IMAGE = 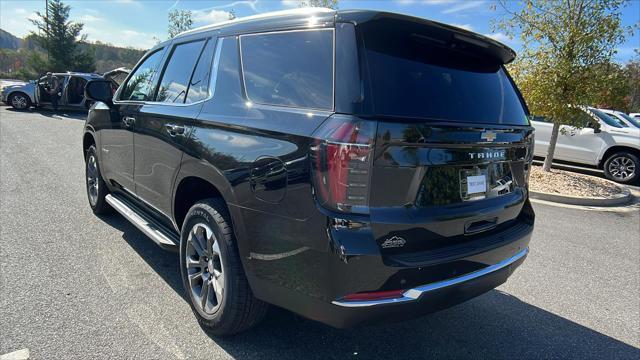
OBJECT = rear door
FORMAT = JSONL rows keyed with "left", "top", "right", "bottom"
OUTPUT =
{"left": 101, "top": 48, "right": 166, "bottom": 193}
{"left": 133, "top": 36, "right": 216, "bottom": 217}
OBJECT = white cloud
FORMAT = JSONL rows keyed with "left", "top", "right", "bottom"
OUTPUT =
{"left": 281, "top": 0, "right": 299, "bottom": 7}
{"left": 15, "top": 8, "right": 27, "bottom": 15}
{"left": 112, "top": 0, "right": 143, "bottom": 7}
{"left": 450, "top": 23, "right": 474, "bottom": 31}
{"left": 442, "top": 1, "right": 485, "bottom": 14}
{"left": 82, "top": 26, "right": 160, "bottom": 50}
{"left": 78, "top": 14, "right": 103, "bottom": 23}
{"left": 482, "top": 32, "right": 518, "bottom": 46}
{"left": 193, "top": 9, "right": 233, "bottom": 24}
{"left": 200, "top": 0, "right": 258, "bottom": 12}
{"left": 27, "top": 12, "right": 39, "bottom": 21}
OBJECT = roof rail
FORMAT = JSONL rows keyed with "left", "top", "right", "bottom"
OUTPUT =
{"left": 178, "top": 7, "right": 335, "bottom": 37}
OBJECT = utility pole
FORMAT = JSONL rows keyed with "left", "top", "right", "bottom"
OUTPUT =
{"left": 45, "top": 0, "right": 49, "bottom": 60}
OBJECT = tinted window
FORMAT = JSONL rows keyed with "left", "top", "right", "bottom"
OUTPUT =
{"left": 360, "top": 21, "right": 528, "bottom": 125}
{"left": 156, "top": 40, "right": 206, "bottom": 103}
{"left": 185, "top": 38, "right": 217, "bottom": 104}
{"left": 616, "top": 112, "right": 640, "bottom": 128}
{"left": 120, "top": 49, "right": 164, "bottom": 101}
{"left": 590, "top": 108, "right": 624, "bottom": 128}
{"left": 240, "top": 29, "right": 333, "bottom": 109}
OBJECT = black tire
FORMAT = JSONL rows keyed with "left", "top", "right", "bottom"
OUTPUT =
{"left": 9, "top": 92, "right": 31, "bottom": 110}
{"left": 603, "top": 151, "right": 639, "bottom": 184}
{"left": 180, "top": 198, "right": 268, "bottom": 336}
{"left": 85, "top": 145, "right": 112, "bottom": 214}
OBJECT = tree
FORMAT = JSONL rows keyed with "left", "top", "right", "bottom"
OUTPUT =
{"left": 494, "top": 0, "right": 632, "bottom": 171}
{"left": 298, "top": 0, "right": 338, "bottom": 9}
{"left": 28, "top": 0, "right": 95, "bottom": 72}
{"left": 168, "top": 9, "right": 194, "bottom": 38}
{"left": 624, "top": 60, "right": 640, "bottom": 112}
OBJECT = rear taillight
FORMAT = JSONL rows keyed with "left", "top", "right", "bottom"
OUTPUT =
{"left": 310, "top": 115, "right": 377, "bottom": 214}
{"left": 524, "top": 132, "right": 535, "bottom": 186}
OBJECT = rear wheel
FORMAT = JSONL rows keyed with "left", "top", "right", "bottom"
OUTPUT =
{"left": 9, "top": 92, "right": 30, "bottom": 110}
{"left": 180, "top": 198, "right": 268, "bottom": 336}
{"left": 604, "top": 151, "right": 639, "bottom": 184}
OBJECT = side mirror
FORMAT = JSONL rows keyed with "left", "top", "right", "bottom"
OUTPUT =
{"left": 580, "top": 127, "right": 595, "bottom": 135}
{"left": 85, "top": 80, "right": 113, "bottom": 106}
{"left": 586, "top": 121, "right": 602, "bottom": 133}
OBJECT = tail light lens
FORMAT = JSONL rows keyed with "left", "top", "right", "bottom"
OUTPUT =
{"left": 524, "top": 131, "right": 535, "bottom": 186}
{"left": 310, "top": 115, "right": 377, "bottom": 214}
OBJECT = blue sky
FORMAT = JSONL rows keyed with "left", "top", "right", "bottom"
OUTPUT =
{"left": 1, "top": 0, "right": 638, "bottom": 62}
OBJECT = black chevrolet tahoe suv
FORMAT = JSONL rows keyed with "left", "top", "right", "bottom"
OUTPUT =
{"left": 83, "top": 8, "right": 535, "bottom": 335}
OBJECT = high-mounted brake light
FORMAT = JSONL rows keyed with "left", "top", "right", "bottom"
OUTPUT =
{"left": 310, "top": 115, "right": 377, "bottom": 214}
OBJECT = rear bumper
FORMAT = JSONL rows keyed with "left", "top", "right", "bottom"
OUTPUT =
{"left": 332, "top": 247, "right": 528, "bottom": 308}
{"left": 247, "top": 209, "right": 532, "bottom": 328}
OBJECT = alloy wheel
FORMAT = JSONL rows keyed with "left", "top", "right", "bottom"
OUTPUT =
{"left": 86, "top": 154, "right": 99, "bottom": 206}
{"left": 185, "top": 223, "right": 225, "bottom": 315}
{"left": 607, "top": 156, "right": 636, "bottom": 181}
{"left": 11, "top": 94, "right": 28, "bottom": 109}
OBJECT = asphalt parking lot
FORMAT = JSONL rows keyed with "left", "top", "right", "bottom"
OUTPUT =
{"left": 1, "top": 106, "right": 639, "bottom": 359}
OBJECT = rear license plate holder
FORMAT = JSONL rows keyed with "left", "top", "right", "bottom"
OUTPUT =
{"left": 460, "top": 168, "right": 487, "bottom": 201}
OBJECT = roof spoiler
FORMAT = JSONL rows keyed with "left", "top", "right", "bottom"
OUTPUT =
{"left": 339, "top": 11, "right": 516, "bottom": 64}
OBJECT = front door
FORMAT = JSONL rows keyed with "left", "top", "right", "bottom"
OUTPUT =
{"left": 101, "top": 47, "right": 166, "bottom": 193}
{"left": 133, "top": 37, "right": 215, "bottom": 217}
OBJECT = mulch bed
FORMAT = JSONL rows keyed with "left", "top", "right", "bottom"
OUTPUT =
{"left": 529, "top": 165, "right": 622, "bottom": 198}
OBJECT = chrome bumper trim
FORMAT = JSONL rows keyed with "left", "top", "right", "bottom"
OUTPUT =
{"left": 331, "top": 247, "right": 529, "bottom": 308}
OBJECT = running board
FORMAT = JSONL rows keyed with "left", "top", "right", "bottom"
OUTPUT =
{"left": 105, "top": 194, "right": 179, "bottom": 251}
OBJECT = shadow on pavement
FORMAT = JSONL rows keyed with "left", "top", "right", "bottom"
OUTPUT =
{"left": 97, "top": 212, "right": 640, "bottom": 360}
{"left": 3, "top": 106, "right": 87, "bottom": 121}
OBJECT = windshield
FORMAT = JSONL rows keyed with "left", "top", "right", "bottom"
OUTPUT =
{"left": 589, "top": 108, "right": 624, "bottom": 128}
{"left": 615, "top": 112, "right": 640, "bottom": 129}
{"left": 359, "top": 20, "right": 529, "bottom": 125}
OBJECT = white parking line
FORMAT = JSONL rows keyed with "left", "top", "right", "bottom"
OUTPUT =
{"left": 0, "top": 348, "right": 30, "bottom": 360}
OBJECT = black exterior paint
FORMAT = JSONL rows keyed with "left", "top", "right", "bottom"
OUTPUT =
{"left": 84, "top": 9, "right": 534, "bottom": 328}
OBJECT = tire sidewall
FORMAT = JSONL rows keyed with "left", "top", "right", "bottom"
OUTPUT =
{"left": 604, "top": 152, "right": 639, "bottom": 184}
{"left": 85, "top": 145, "right": 109, "bottom": 213}
{"left": 179, "top": 202, "right": 233, "bottom": 326}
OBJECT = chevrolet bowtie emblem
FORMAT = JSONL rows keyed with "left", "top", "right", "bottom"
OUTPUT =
{"left": 481, "top": 130, "right": 497, "bottom": 142}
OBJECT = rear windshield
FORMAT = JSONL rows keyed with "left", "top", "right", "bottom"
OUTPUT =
{"left": 360, "top": 20, "right": 529, "bottom": 125}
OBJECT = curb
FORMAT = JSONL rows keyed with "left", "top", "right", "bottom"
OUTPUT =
{"left": 530, "top": 187, "right": 632, "bottom": 206}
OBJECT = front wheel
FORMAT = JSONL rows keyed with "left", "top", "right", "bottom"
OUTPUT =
{"left": 9, "top": 92, "right": 31, "bottom": 110}
{"left": 180, "top": 198, "right": 268, "bottom": 336}
{"left": 604, "top": 151, "right": 639, "bottom": 184}
{"left": 85, "top": 145, "right": 111, "bottom": 214}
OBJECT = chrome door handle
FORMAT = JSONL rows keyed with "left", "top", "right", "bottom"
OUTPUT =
{"left": 165, "top": 124, "right": 186, "bottom": 136}
{"left": 122, "top": 116, "right": 136, "bottom": 127}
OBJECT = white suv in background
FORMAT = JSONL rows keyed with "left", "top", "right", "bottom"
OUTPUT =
{"left": 531, "top": 106, "right": 640, "bottom": 184}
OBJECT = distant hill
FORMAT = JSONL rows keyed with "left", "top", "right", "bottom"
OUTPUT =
{"left": 0, "top": 29, "right": 22, "bottom": 49}
{"left": 0, "top": 28, "right": 146, "bottom": 78}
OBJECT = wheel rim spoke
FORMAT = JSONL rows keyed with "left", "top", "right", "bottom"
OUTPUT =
{"left": 200, "top": 274, "right": 210, "bottom": 310}
{"left": 185, "top": 222, "right": 224, "bottom": 315}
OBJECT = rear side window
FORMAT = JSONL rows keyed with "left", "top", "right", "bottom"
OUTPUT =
{"left": 156, "top": 40, "right": 206, "bottom": 103}
{"left": 359, "top": 20, "right": 529, "bottom": 125}
{"left": 120, "top": 49, "right": 164, "bottom": 101}
{"left": 240, "top": 29, "right": 334, "bottom": 110}
{"left": 185, "top": 38, "right": 217, "bottom": 104}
